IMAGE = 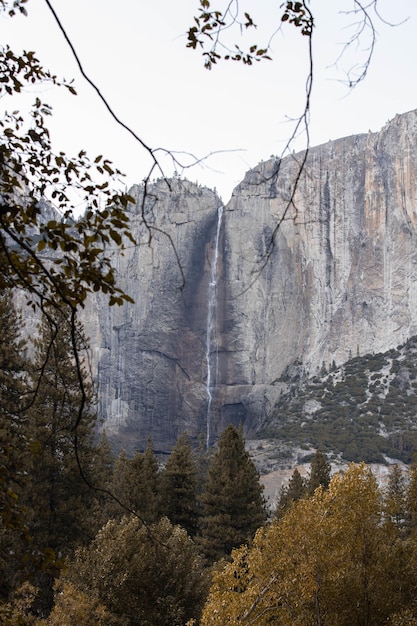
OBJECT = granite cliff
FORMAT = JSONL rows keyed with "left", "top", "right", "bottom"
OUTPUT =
{"left": 83, "top": 109, "right": 417, "bottom": 453}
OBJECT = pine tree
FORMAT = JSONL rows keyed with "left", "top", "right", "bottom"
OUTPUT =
{"left": 0, "top": 289, "right": 28, "bottom": 497}
{"left": 106, "top": 438, "right": 161, "bottom": 523}
{"left": 85, "top": 430, "right": 115, "bottom": 534}
{"left": 385, "top": 464, "right": 406, "bottom": 532}
{"left": 405, "top": 460, "right": 417, "bottom": 535}
{"left": 275, "top": 467, "right": 307, "bottom": 519}
{"left": 0, "top": 290, "right": 28, "bottom": 423}
{"left": 139, "top": 437, "right": 161, "bottom": 522}
{"left": 21, "top": 308, "right": 99, "bottom": 613}
{"left": 0, "top": 290, "right": 31, "bottom": 599}
{"left": 199, "top": 425, "right": 266, "bottom": 562}
{"left": 160, "top": 432, "right": 200, "bottom": 537}
{"left": 307, "top": 449, "right": 331, "bottom": 495}
{"left": 104, "top": 448, "right": 130, "bottom": 520}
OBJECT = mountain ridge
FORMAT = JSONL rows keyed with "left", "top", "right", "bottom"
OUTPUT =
{"left": 80, "top": 109, "right": 417, "bottom": 453}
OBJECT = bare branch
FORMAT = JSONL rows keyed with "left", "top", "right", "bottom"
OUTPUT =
{"left": 335, "top": 0, "right": 377, "bottom": 87}
{"left": 43, "top": 0, "right": 169, "bottom": 185}
{"left": 235, "top": 1, "right": 314, "bottom": 295}
{"left": 335, "top": 0, "right": 407, "bottom": 88}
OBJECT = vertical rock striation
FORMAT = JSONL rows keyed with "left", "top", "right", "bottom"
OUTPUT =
{"left": 84, "top": 180, "right": 224, "bottom": 452}
{"left": 83, "top": 110, "right": 417, "bottom": 451}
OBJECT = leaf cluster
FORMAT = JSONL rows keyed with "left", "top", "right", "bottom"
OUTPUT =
{"left": 1, "top": 3, "right": 137, "bottom": 315}
{"left": 0, "top": 0, "right": 28, "bottom": 18}
{"left": 281, "top": 1, "right": 314, "bottom": 37}
{"left": 186, "top": 0, "right": 271, "bottom": 70}
{"left": 0, "top": 46, "right": 76, "bottom": 96}
{"left": 0, "top": 99, "right": 136, "bottom": 309}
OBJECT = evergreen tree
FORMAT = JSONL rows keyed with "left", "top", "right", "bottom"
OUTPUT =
{"left": 199, "top": 425, "right": 266, "bottom": 562}
{"left": 275, "top": 467, "right": 306, "bottom": 519}
{"left": 85, "top": 430, "right": 115, "bottom": 534}
{"left": 139, "top": 437, "right": 161, "bottom": 522}
{"left": 106, "top": 438, "right": 161, "bottom": 523}
{"left": 385, "top": 464, "right": 406, "bottom": 533}
{"left": 405, "top": 460, "right": 417, "bottom": 534}
{"left": 0, "top": 290, "right": 28, "bottom": 423}
{"left": 104, "top": 449, "right": 130, "bottom": 520}
{"left": 21, "top": 308, "right": 99, "bottom": 613}
{"left": 307, "top": 449, "right": 331, "bottom": 495}
{"left": 160, "top": 432, "right": 200, "bottom": 537}
{"left": 0, "top": 290, "right": 31, "bottom": 599}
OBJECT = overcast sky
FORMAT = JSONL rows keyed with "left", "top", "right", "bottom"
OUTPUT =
{"left": 3, "top": 0, "right": 417, "bottom": 202}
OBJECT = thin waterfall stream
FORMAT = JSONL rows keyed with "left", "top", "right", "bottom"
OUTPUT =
{"left": 205, "top": 205, "right": 224, "bottom": 448}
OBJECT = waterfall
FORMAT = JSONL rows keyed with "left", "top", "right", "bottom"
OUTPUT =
{"left": 205, "top": 205, "right": 224, "bottom": 448}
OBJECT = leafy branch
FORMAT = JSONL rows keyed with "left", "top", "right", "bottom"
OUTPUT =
{"left": 186, "top": 0, "right": 271, "bottom": 69}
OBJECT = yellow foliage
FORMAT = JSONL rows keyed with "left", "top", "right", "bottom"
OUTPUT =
{"left": 201, "top": 463, "right": 415, "bottom": 626}
{"left": 38, "top": 580, "right": 116, "bottom": 626}
{"left": 0, "top": 583, "right": 38, "bottom": 625}
{"left": 389, "top": 607, "right": 417, "bottom": 625}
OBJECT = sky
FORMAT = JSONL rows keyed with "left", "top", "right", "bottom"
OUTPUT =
{"left": 2, "top": 0, "right": 417, "bottom": 203}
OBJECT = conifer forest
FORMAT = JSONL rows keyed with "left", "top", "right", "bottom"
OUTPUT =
{"left": 3, "top": 0, "right": 417, "bottom": 624}
{"left": 4, "top": 279, "right": 417, "bottom": 624}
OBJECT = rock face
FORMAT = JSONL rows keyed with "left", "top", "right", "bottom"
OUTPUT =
{"left": 84, "top": 181, "right": 224, "bottom": 452}
{"left": 83, "top": 110, "right": 417, "bottom": 452}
